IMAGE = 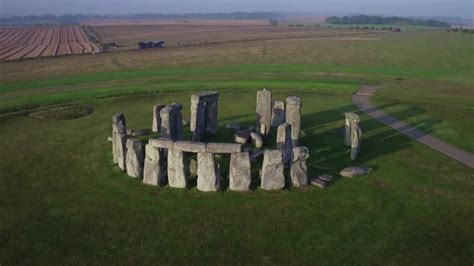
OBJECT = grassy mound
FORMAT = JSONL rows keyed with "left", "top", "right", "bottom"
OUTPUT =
{"left": 28, "top": 105, "right": 93, "bottom": 120}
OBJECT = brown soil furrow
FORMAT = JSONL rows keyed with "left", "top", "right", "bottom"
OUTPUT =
{"left": 41, "top": 44, "right": 58, "bottom": 57}
{"left": 24, "top": 44, "right": 49, "bottom": 58}
{"left": 0, "top": 29, "right": 16, "bottom": 42}
{"left": 23, "top": 29, "right": 39, "bottom": 45}
{"left": 16, "top": 29, "right": 33, "bottom": 45}
{"left": 35, "top": 29, "right": 47, "bottom": 45}
{"left": 27, "top": 29, "right": 43, "bottom": 45}
{"left": 64, "top": 28, "right": 72, "bottom": 54}
{"left": 0, "top": 45, "right": 20, "bottom": 56}
{"left": 0, "top": 45, "right": 27, "bottom": 60}
{"left": 69, "top": 42, "right": 83, "bottom": 54}
{"left": 6, "top": 45, "right": 37, "bottom": 60}
{"left": 41, "top": 29, "right": 53, "bottom": 45}
{"left": 77, "top": 26, "right": 89, "bottom": 43}
{"left": 74, "top": 27, "right": 86, "bottom": 43}
{"left": 6, "top": 29, "right": 26, "bottom": 44}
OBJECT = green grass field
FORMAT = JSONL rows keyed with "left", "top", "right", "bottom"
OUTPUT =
{"left": 0, "top": 30, "right": 473, "bottom": 264}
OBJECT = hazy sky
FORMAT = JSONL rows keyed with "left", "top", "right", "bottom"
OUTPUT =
{"left": 1, "top": 0, "right": 473, "bottom": 18}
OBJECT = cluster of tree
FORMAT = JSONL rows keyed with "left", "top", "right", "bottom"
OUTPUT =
{"left": 348, "top": 26, "right": 395, "bottom": 31}
{"left": 325, "top": 15, "right": 450, "bottom": 27}
{"left": 133, "top": 12, "right": 283, "bottom": 20}
{"left": 447, "top": 28, "right": 474, "bottom": 34}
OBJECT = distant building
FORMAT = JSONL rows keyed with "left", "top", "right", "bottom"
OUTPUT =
{"left": 138, "top": 41, "right": 165, "bottom": 49}
{"left": 392, "top": 28, "right": 401, "bottom": 32}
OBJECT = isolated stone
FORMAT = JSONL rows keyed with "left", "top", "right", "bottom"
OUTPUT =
{"left": 339, "top": 166, "right": 372, "bottom": 177}
{"left": 256, "top": 89, "right": 272, "bottom": 136}
{"left": 229, "top": 152, "right": 251, "bottom": 192}
{"left": 286, "top": 96, "right": 302, "bottom": 146}
{"left": 152, "top": 104, "right": 165, "bottom": 133}
{"left": 277, "top": 123, "right": 293, "bottom": 168}
{"left": 261, "top": 150, "right": 285, "bottom": 190}
{"left": 167, "top": 148, "right": 187, "bottom": 188}
{"left": 344, "top": 112, "right": 360, "bottom": 146}
{"left": 143, "top": 143, "right": 164, "bottom": 186}
{"left": 112, "top": 113, "right": 127, "bottom": 170}
{"left": 126, "top": 138, "right": 145, "bottom": 178}
{"left": 350, "top": 122, "right": 362, "bottom": 161}
{"left": 250, "top": 132, "right": 263, "bottom": 148}
{"left": 318, "top": 174, "right": 334, "bottom": 183}
{"left": 235, "top": 130, "right": 250, "bottom": 144}
{"left": 197, "top": 152, "right": 220, "bottom": 192}
{"left": 291, "top": 146, "right": 310, "bottom": 187}
{"left": 271, "top": 100, "right": 285, "bottom": 127}
{"left": 310, "top": 178, "right": 326, "bottom": 188}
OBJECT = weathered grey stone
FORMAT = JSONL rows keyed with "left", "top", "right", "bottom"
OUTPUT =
{"left": 143, "top": 144, "right": 164, "bottom": 186}
{"left": 291, "top": 146, "right": 309, "bottom": 187}
{"left": 318, "top": 174, "right": 334, "bottom": 183}
{"left": 235, "top": 130, "right": 250, "bottom": 144}
{"left": 167, "top": 148, "right": 187, "bottom": 188}
{"left": 174, "top": 141, "right": 207, "bottom": 153}
{"left": 206, "top": 101, "right": 218, "bottom": 135}
{"left": 344, "top": 112, "right": 360, "bottom": 146}
{"left": 226, "top": 124, "right": 241, "bottom": 131}
{"left": 190, "top": 91, "right": 219, "bottom": 141}
{"left": 112, "top": 113, "right": 127, "bottom": 170}
{"left": 310, "top": 178, "right": 326, "bottom": 188}
{"left": 160, "top": 103, "right": 183, "bottom": 141}
{"left": 152, "top": 105, "right": 165, "bottom": 133}
{"left": 271, "top": 100, "right": 285, "bottom": 127}
{"left": 229, "top": 152, "right": 251, "bottom": 192}
{"left": 107, "top": 136, "right": 113, "bottom": 142}
{"left": 126, "top": 138, "right": 145, "bottom": 178}
{"left": 129, "top": 128, "right": 151, "bottom": 137}
{"left": 256, "top": 89, "right": 272, "bottom": 136}
{"left": 207, "top": 143, "right": 241, "bottom": 154}
{"left": 277, "top": 123, "right": 293, "bottom": 168}
{"left": 350, "top": 122, "right": 362, "bottom": 161}
{"left": 189, "top": 158, "right": 198, "bottom": 178}
{"left": 261, "top": 150, "right": 285, "bottom": 190}
{"left": 286, "top": 96, "right": 302, "bottom": 146}
{"left": 250, "top": 132, "right": 263, "bottom": 149}
{"left": 340, "top": 166, "right": 372, "bottom": 177}
{"left": 149, "top": 138, "right": 174, "bottom": 149}
{"left": 197, "top": 152, "right": 220, "bottom": 192}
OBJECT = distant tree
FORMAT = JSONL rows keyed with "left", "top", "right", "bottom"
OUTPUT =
{"left": 325, "top": 15, "right": 450, "bottom": 27}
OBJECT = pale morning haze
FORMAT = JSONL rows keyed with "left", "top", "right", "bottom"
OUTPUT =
{"left": 1, "top": 0, "right": 473, "bottom": 18}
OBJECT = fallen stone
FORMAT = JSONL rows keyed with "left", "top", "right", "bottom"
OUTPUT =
{"left": 340, "top": 166, "right": 372, "bottom": 177}
{"left": 250, "top": 132, "right": 263, "bottom": 149}
{"left": 261, "top": 150, "right": 285, "bottom": 190}
{"left": 290, "top": 146, "right": 309, "bottom": 187}
{"left": 318, "top": 174, "right": 334, "bottom": 183}
{"left": 126, "top": 138, "right": 145, "bottom": 178}
{"left": 107, "top": 136, "right": 113, "bottom": 142}
{"left": 226, "top": 123, "right": 241, "bottom": 131}
{"left": 310, "top": 178, "right": 326, "bottom": 188}
{"left": 229, "top": 152, "right": 251, "bottom": 192}
{"left": 234, "top": 130, "right": 250, "bottom": 144}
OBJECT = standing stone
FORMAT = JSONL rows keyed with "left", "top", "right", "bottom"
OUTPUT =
{"left": 125, "top": 138, "right": 145, "bottom": 178}
{"left": 206, "top": 101, "right": 218, "bottom": 135}
{"left": 167, "top": 148, "right": 187, "bottom": 188}
{"left": 286, "top": 96, "right": 302, "bottom": 146}
{"left": 197, "top": 152, "right": 220, "bottom": 192}
{"left": 291, "top": 146, "right": 309, "bottom": 187}
{"left": 261, "top": 150, "right": 285, "bottom": 190}
{"left": 277, "top": 123, "right": 293, "bottom": 168}
{"left": 350, "top": 122, "right": 362, "bottom": 161}
{"left": 172, "top": 103, "right": 184, "bottom": 141}
{"left": 250, "top": 132, "right": 263, "bottom": 148}
{"left": 112, "top": 113, "right": 127, "bottom": 170}
{"left": 160, "top": 104, "right": 183, "bottom": 141}
{"left": 191, "top": 97, "right": 206, "bottom": 141}
{"left": 271, "top": 100, "right": 285, "bottom": 127}
{"left": 143, "top": 143, "right": 164, "bottom": 186}
{"left": 152, "top": 105, "right": 165, "bottom": 133}
{"left": 229, "top": 152, "right": 251, "bottom": 192}
{"left": 345, "top": 112, "right": 360, "bottom": 146}
{"left": 256, "top": 89, "right": 272, "bottom": 137}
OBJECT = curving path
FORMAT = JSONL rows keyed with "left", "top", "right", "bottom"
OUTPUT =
{"left": 352, "top": 85, "right": 474, "bottom": 169}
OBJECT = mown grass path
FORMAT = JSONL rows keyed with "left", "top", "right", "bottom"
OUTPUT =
{"left": 354, "top": 85, "right": 474, "bottom": 169}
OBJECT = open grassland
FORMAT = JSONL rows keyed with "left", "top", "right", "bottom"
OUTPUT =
{"left": 0, "top": 26, "right": 100, "bottom": 61}
{"left": 92, "top": 22, "right": 371, "bottom": 49}
{"left": 0, "top": 30, "right": 473, "bottom": 264}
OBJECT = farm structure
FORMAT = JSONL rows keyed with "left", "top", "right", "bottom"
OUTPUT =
{"left": 0, "top": 26, "right": 101, "bottom": 61}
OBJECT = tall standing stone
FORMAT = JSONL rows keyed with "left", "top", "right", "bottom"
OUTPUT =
{"left": 197, "top": 152, "right": 220, "bottom": 192}
{"left": 256, "top": 89, "right": 272, "bottom": 137}
{"left": 344, "top": 112, "right": 360, "bottom": 146}
{"left": 112, "top": 113, "right": 127, "bottom": 170}
{"left": 261, "top": 150, "right": 285, "bottom": 190}
{"left": 286, "top": 96, "right": 302, "bottom": 146}
{"left": 350, "top": 123, "right": 362, "bottom": 161}
{"left": 152, "top": 104, "right": 165, "bottom": 133}
{"left": 291, "top": 146, "right": 309, "bottom": 187}
{"left": 160, "top": 103, "right": 183, "bottom": 141}
{"left": 271, "top": 100, "right": 285, "bottom": 127}
{"left": 126, "top": 138, "right": 145, "bottom": 178}
{"left": 191, "top": 96, "right": 206, "bottom": 141}
{"left": 277, "top": 123, "right": 292, "bottom": 168}
{"left": 229, "top": 152, "right": 251, "bottom": 192}
{"left": 167, "top": 148, "right": 187, "bottom": 188}
{"left": 172, "top": 103, "right": 184, "bottom": 141}
{"left": 143, "top": 143, "right": 164, "bottom": 186}
{"left": 206, "top": 101, "right": 218, "bottom": 135}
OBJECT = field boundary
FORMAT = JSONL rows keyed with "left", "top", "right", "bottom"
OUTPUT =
{"left": 353, "top": 85, "right": 474, "bottom": 169}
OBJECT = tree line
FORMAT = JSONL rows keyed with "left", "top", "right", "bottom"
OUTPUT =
{"left": 325, "top": 15, "right": 450, "bottom": 27}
